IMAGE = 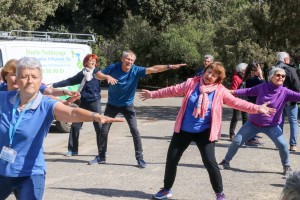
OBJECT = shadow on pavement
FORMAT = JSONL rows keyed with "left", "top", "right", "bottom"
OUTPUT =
{"left": 221, "top": 167, "right": 282, "bottom": 175}
{"left": 45, "top": 158, "right": 89, "bottom": 164}
{"left": 136, "top": 106, "right": 180, "bottom": 121}
{"left": 48, "top": 187, "right": 151, "bottom": 199}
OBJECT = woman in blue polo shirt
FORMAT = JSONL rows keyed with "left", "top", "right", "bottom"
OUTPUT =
{"left": 0, "top": 57, "right": 124, "bottom": 200}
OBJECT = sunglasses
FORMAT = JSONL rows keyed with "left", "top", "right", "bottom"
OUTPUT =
{"left": 275, "top": 74, "right": 286, "bottom": 78}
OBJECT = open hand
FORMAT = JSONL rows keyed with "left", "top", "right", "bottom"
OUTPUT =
{"left": 258, "top": 101, "right": 276, "bottom": 116}
{"left": 169, "top": 63, "right": 187, "bottom": 69}
{"left": 106, "top": 75, "right": 118, "bottom": 85}
{"left": 139, "top": 89, "right": 151, "bottom": 101}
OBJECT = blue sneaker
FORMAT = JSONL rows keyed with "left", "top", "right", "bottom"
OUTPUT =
{"left": 153, "top": 188, "right": 172, "bottom": 199}
{"left": 64, "top": 151, "right": 78, "bottom": 157}
{"left": 88, "top": 156, "right": 106, "bottom": 165}
{"left": 137, "top": 159, "right": 147, "bottom": 168}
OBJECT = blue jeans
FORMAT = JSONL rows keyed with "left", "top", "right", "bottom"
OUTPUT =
{"left": 224, "top": 121, "right": 290, "bottom": 167}
{"left": 0, "top": 174, "right": 45, "bottom": 200}
{"left": 68, "top": 99, "right": 102, "bottom": 153}
{"left": 98, "top": 104, "right": 143, "bottom": 160}
{"left": 280, "top": 103, "right": 298, "bottom": 146}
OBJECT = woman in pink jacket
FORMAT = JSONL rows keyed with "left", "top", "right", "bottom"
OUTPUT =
{"left": 139, "top": 62, "right": 275, "bottom": 200}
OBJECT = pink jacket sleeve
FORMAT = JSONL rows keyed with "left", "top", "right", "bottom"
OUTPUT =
{"left": 150, "top": 78, "right": 194, "bottom": 99}
{"left": 223, "top": 88, "right": 259, "bottom": 114}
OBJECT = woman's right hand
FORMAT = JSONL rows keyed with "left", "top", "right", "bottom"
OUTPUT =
{"left": 139, "top": 89, "right": 151, "bottom": 101}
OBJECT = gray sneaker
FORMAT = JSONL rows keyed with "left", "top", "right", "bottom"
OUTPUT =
{"left": 283, "top": 166, "right": 292, "bottom": 176}
{"left": 88, "top": 156, "right": 106, "bottom": 165}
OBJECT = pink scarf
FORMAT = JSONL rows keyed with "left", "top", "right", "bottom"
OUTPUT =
{"left": 192, "top": 77, "right": 218, "bottom": 118}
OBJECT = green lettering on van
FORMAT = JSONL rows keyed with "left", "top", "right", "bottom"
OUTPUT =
{"left": 26, "top": 49, "right": 41, "bottom": 55}
{"left": 42, "top": 50, "right": 66, "bottom": 56}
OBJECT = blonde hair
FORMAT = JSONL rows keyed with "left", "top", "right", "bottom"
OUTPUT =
{"left": 1, "top": 59, "right": 18, "bottom": 83}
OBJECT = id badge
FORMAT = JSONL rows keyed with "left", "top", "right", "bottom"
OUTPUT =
{"left": 0, "top": 146, "right": 17, "bottom": 163}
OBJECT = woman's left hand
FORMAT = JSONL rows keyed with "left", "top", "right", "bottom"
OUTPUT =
{"left": 139, "top": 89, "right": 151, "bottom": 101}
{"left": 258, "top": 101, "right": 276, "bottom": 116}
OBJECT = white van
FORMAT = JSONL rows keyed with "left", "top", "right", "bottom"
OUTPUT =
{"left": 0, "top": 30, "right": 95, "bottom": 132}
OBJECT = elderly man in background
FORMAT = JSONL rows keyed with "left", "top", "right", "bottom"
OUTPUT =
{"left": 195, "top": 54, "right": 214, "bottom": 76}
{"left": 275, "top": 52, "right": 300, "bottom": 152}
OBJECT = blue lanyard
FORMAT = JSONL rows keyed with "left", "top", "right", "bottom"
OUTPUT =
{"left": 8, "top": 94, "right": 34, "bottom": 147}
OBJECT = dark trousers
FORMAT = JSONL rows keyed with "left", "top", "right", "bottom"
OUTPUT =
{"left": 68, "top": 99, "right": 102, "bottom": 153}
{"left": 163, "top": 130, "right": 223, "bottom": 193}
{"left": 0, "top": 174, "right": 45, "bottom": 200}
{"left": 229, "top": 109, "right": 248, "bottom": 135}
{"left": 98, "top": 103, "right": 143, "bottom": 160}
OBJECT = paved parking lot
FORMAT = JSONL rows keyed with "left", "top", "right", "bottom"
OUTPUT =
{"left": 7, "top": 88, "right": 300, "bottom": 200}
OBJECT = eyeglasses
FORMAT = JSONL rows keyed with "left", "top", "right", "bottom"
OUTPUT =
{"left": 275, "top": 74, "right": 286, "bottom": 78}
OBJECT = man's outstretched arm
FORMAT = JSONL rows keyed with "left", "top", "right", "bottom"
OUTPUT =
{"left": 145, "top": 64, "right": 187, "bottom": 75}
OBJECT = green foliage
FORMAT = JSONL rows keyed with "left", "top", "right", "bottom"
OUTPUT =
{"left": 109, "top": 16, "right": 217, "bottom": 87}
{"left": 264, "top": 0, "right": 300, "bottom": 63}
{"left": 2, "top": 0, "right": 300, "bottom": 88}
{"left": 133, "top": 0, "right": 222, "bottom": 28}
{"left": 213, "top": 1, "right": 275, "bottom": 86}
{"left": 0, "top": 0, "right": 69, "bottom": 30}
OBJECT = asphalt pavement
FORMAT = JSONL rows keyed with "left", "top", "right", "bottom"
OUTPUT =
{"left": 7, "top": 88, "right": 300, "bottom": 200}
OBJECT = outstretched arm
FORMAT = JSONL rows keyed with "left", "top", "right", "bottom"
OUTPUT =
{"left": 43, "top": 87, "right": 80, "bottom": 97}
{"left": 95, "top": 71, "right": 118, "bottom": 85}
{"left": 145, "top": 64, "right": 187, "bottom": 75}
{"left": 54, "top": 102, "right": 124, "bottom": 123}
{"left": 43, "top": 88, "right": 81, "bottom": 105}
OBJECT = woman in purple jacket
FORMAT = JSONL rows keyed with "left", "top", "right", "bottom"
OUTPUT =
{"left": 139, "top": 62, "right": 274, "bottom": 200}
{"left": 219, "top": 67, "right": 300, "bottom": 176}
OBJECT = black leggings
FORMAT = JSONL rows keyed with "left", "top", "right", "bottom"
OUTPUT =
{"left": 229, "top": 109, "right": 248, "bottom": 135}
{"left": 163, "top": 130, "right": 223, "bottom": 193}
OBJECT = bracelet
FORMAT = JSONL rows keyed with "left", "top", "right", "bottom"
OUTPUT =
{"left": 167, "top": 64, "right": 171, "bottom": 70}
{"left": 62, "top": 90, "right": 66, "bottom": 95}
{"left": 91, "top": 112, "right": 97, "bottom": 122}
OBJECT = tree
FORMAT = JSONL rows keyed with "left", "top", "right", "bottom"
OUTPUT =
{"left": 265, "top": 0, "right": 300, "bottom": 63}
{"left": 110, "top": 16, "right": 217, "bottom": 87}
{"left": 0, "top": 0, "right": 69, "bottom": 31}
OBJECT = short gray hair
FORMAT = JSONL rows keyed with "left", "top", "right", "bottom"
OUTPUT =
{"left": 236, "top": 63, "right": 248, "bottom": 73}
{"left": 16, "top": 57, "right": 42, "bottom": 78}
{"left": 282, "top": 170, "right": 300, "bottom": 200}
{"left": 277, "top": 52, "right": 289, "bottom": 62}
{"left": 122, "top": 50, "right": 136, "bottom": 61}
{"left": 204, "top": 54, "right": 214, "bottom": 61}
{"left": 268, "top": 67, "right": 285, "bottom": 81}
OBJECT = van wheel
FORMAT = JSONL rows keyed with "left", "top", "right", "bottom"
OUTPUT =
{"left": 55, "top": 121, "right": 71, "bottom": 133}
